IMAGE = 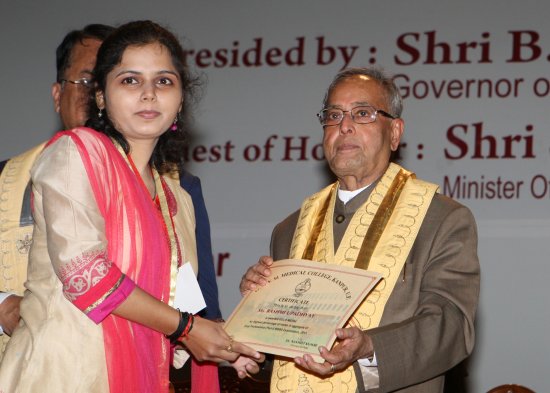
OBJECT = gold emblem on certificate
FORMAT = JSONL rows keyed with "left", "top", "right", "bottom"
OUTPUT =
{"left": 224, "top": 259, "right": 382, "bottom": 361}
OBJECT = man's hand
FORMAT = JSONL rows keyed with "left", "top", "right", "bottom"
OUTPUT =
{"left": 294, "top": 327, "right": 374, "bottom": 376}
{"left": 239, "top": 256, "right": 273, "bottom": 296}
{"left": 0, "top": 295, "right": 22, "bottom": 336}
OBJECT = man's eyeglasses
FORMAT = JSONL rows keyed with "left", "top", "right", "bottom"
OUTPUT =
{"left": 60, "top": 78, "right": 93, "bottom": 88}
{"left": 317, "top": 105, "right": 397, "bottom": 126}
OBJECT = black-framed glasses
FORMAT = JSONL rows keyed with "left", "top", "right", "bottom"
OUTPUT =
{"left": 317, "top": 105, "right": 397, "bottom": 126}
{"left": 60, "top": 78, "right": 93, "bottom": 88}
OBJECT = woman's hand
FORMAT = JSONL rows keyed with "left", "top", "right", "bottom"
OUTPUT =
{"left": 183, "top": 317, "right": 263, "bottom": 364}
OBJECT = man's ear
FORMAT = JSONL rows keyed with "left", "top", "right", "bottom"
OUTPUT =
{"left": 52, "top": 82, "right": 62, "bottom": 113}
{"left": 96, "top": 90, "right": 105, "bottom": 110}
{"left": 390, "top": 118, "right": 404, "bottom": 151}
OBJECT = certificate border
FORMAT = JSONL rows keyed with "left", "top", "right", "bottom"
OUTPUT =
{"left": 225, "top": 259, "right": 382, "bottom": 362}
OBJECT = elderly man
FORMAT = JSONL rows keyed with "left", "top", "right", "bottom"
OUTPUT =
{"left": 240, "top": 67, "right": 480, "bottom": 393}
{"left": 0, "top": 24, "right": 221, "bottom": 350}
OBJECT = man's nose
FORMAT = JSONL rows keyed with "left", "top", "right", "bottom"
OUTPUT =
{"left": 339, "top": 111, "right": 355, "bottom": 134}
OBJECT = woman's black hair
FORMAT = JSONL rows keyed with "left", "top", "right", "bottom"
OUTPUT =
{"left": 86, "top": 20, "right": 201, "bottom": 174}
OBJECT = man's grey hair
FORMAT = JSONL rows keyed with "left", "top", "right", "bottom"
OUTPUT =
{"left": 322, "top": 66, "right": 403, "bottom": 118}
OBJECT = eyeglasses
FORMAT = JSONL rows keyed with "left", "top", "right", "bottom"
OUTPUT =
{"left": 60, "top": 78, "right": 93, "bottom": 88}
{"left": 317, "top": 105, "right": 397, "bottom": 126}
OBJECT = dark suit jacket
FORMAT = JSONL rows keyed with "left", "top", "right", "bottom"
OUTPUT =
{"left": 0, "top": 159, "right": 222, "bottom": 320}
{"left": 271, "top": 188, "right": 480, "bottom": 393}
{"left": 179, "top": 170, "right": 221, "bottom": 320}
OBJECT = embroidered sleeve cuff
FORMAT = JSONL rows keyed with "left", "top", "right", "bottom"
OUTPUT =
{"left": 86, "top": 276, "right": 135, "bottom": 323}
{"left": 68, "top": 262, "right": 135, "bottom": 323}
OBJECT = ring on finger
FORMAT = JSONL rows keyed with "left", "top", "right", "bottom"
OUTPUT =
{"left": 226, "top": 337, "right": 234, "bottom": 352}
{"left": 330, "top": 363, "right": 335, "bottom": 373}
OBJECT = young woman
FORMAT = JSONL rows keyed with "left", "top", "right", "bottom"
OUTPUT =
{"left": 0, "top": 20, "right": 261, "bottom": 393}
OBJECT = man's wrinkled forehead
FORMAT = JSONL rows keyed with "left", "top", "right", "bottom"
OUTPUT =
{"left": 326, "top": 75, "right": 385, "bottom": 106}
{"left": 330, "top": 74, "right": 373, "bottom": 91}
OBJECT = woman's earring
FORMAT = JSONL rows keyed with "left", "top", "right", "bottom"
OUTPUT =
{"left": 98, "top": 109, "right": 103, "bottom": 118}
{"left": 170, "top": 116, "right": 178, "bottom": 131}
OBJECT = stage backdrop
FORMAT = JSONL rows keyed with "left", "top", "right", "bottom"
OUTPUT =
{"left": 1, "top": 1, "right": 549, "bottom": 391}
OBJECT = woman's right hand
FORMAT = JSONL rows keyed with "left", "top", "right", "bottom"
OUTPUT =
{"left": 183, "top": 317, "right": 262, "bottom": 364}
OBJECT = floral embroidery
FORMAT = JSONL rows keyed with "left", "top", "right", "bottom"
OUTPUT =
{"left": 16, "top": 234, "right": 32, "bottom": 254}
{"left": 60, "top": 249, "right": 112, "bottom": 301}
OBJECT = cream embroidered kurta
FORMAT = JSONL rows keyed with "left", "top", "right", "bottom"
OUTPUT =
{"left": 0, "top": 137, "right": 198, "bottom": 393}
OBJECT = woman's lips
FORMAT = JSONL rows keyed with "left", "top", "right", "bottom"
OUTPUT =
{"left": 136, "top": 110, "right": 160, "bottom": 119}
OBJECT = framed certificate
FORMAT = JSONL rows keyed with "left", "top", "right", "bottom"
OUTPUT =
{"left": 224, "top": 259, "right": 382, "bottom": 361}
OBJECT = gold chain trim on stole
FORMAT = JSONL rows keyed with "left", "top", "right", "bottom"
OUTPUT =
{"left": 289, "top": 184, "right": 335, "bottom": 261}
{"left": 152, "top": 169, "right": 180, "bottom": 306}
{"left": 151, "top": 170, "right": 180, "bottom": 365}
{"left": 354, "top": 169, "right": 413, "bottom": 270}
{"left": 302, "top": 183, "right": 337, "bottom": 260}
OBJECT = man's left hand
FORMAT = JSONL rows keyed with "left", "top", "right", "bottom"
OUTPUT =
{"left": 293, "top": 327, "right": 374, "bottom": 376}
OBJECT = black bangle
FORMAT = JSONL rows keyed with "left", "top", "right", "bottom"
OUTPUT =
{"left": 166, "top": 310, "right": 190, "bottom": 343}
{"left": 186, "top": 314, "right": 195, "bottom": 336}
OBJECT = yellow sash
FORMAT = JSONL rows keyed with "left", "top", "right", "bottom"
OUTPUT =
{"left": 271, "top": 163, "right": 438, "bottom": 393}
{"left": 0, "top": 143, "right": 46, "bottom": 355}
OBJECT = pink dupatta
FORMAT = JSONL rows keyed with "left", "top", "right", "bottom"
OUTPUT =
{"left": 48, "top": 128, "right": 172, "bottom": 392}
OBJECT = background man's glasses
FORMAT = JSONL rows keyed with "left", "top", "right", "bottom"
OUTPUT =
{"left": 60, "top": 78, "right": 93, "bottom": 88}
